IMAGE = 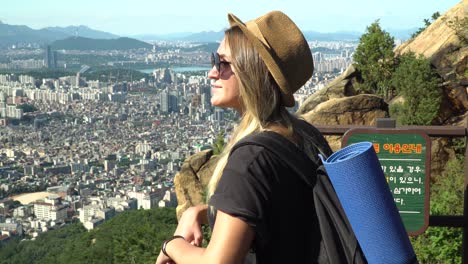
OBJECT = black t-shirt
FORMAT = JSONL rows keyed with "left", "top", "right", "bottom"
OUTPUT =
{"left": 208, "top": 130, "right": 326, "bottom": 264}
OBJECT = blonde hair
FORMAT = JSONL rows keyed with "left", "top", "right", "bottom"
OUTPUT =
{"left": 207, "top": 27, "right": 296, "bottom": 199}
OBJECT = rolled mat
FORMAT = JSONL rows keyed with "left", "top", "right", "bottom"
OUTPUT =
{"left": 319, "top": 142, "right": 417, "bottom": 264}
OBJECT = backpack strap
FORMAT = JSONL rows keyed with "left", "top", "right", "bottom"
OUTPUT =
{"left": 232, "top": 131, "right": 319, "bottom": 187}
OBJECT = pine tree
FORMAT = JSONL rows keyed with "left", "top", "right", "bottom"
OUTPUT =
{"left": 212, "top": 131, "right": 225, "bottom": 155}
{"left": 390, "top": 52, "right": 441, "bottom": 125}
{"left": 353, "top": 20, "right": 395, "bottom": 98}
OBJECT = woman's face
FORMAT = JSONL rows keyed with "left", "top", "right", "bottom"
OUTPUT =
{"left": 208, "top": 38, "right": 241, "bottom": 112}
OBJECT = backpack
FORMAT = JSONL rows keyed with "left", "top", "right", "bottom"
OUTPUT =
{"left": 232, "top": 129, "right": 367, "bottom": 264}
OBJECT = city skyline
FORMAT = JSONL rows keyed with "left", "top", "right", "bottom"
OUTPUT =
{"left": 0, "top": 0, "right": 461, "bottom": 36}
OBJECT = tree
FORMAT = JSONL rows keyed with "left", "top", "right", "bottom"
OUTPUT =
{"left": 390, "top": 52, "right": 441, "bottom": 125}
{"left": 212, "top": 131, "right": 225, "bottom": 155}
{"left": 17, "top": 103, "right": 38, "bottom": 113}
{"left": 411, "top": 12, "right": 441, "bottom": 39}
{"left": 353, "top": 20, "right": 395, "bottom": 98}
{"left": 0, "top": 208, "right": 178, "bottom": 264}
{"left": 410, "top": 146, "right": 464, "bottom": 263}
{"left": 445, "top": 16, "right": 468, "bottom": 45}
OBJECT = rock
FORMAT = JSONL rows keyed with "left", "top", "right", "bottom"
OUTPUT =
{"left": 297, "top": 65, "right": 360, "bottom": 115}
{"left": 301, "top": 94, "right": 389, "bottom": 151}
{"left": 301, "top": 94, "right": 388, "bottom": 126}
{"left": 189, "top": 149, "right": 212, "bottom": 173}
{"left": 430, "top": 137, "right": 457, "bottom": 180}
{"left": 173, "top": 149, "right": 217, "bottom": 219}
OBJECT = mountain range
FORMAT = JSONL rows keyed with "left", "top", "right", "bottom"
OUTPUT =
{"left": 0, "top": 21, "right": 417, "bottom": 50}
{"left": 51, "top": 36, "right": 152, "bottom": 50}
{"left": 44, "top": 25, "right": 119, "bottom": 39}
{"left": 128, "top": 28, "right": 416, "bottom": 42}
{"left": 0, "top": 22, "right": 120, "bottom": 48}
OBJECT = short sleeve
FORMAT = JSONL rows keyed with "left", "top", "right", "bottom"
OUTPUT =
{"left": 209, "top": 144, "right": 279, "bottom": 229}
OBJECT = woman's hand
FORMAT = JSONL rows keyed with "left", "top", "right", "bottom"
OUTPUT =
{"left": 155, "top": 250, "right": 174, "bottom": 264}
{"left": 173, "top": 205, "right": 208, "bottom": 246}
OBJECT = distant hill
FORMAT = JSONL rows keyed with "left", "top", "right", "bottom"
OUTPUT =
{"left": 133, "top": 32, "right": 192, "bottom": 41}
{"left": 0, "top": 22, "right": 68, "bottom": 48}
{"left": 51, "top": 36, "right": 152, "bottom": 50}
{"left": 387, "top": 28, "right": 418, "bottom": 40}
{"left": 44, "top": 25, "right": 119, "bottom": 39}
{"left": 184, "top": 42, "right": 220, "bottom": 52}
{"left": 141, "top": 30, "right": 361, "bottom": 42}
{"left": 303, "top": 31, "right": 361, "bottom": 41}
{"left": 182, "top": 30, "right": 225, "bottom": 42}
{"left": 133, "top": 27, "right": 416, "bottom": 43}
{"left": 0, "top": 22, "right": 121, "bottom": 49}
{"left": 0, "top": 208, "right": 178, "bottom": 264}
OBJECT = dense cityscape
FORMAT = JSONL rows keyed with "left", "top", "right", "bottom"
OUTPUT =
{"left": 0, "top": 36, "right": 356, "bottom": 242}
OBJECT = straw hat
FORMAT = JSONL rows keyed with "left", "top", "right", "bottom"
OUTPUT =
{"left": 228, "top": 11, "right": 313, "bottom": 107}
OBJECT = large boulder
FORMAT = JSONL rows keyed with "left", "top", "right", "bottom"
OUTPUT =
{"left": 301, "top": 94, "right": 389, "bottom": 151}
{"left": 173, "top": 149, "right": 218, "bottom": 219}
{"left": 301, "top": 94, "right": 388, "bottom": 126}
{"left": 297, "top": 65, "right": 360, "bottom": 115}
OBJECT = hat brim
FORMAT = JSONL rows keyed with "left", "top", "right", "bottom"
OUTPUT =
{"left": 227, "top": 13, "right": 295, "bottom": 107}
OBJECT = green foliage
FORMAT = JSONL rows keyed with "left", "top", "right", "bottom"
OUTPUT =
{"left": 81, "top": 68, "right": 149, "bottom": 83}
{"left": 411, "top": 12, "right": 441, "bottom": 38}
{"left": 17, "top": 103, "right": 38, "bottom": 113}
{"left": 389, "top": 52, "right": 441, "bottom": 125}
{"left": 201, "top": 225, "right": 212, "bottom": 248}
{"left": 0, "top": 69, "right": 75, "bottom": 80}
{"left": 212, "top": 131, "right": 225, "bottom": 155}
{"left": 183, "top": 42, "right": 219, "bottom": 52}
{"left": 444, "top": 16, "right": 468, "bottom": 45}
{"left": 410, "top": 151, "right": 464, "bottom": 263}
{"left": 0, "top": 208, "right": 178, "bottom": 264}
{"left": 0, "top": 223, "right": 87, "bottom": 264}
{"left": 353, "top": 20, "right": 396, "bottom": 97}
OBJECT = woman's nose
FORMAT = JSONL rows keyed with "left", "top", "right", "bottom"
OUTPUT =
{"left": 207, "top": 66, "right": 218, "bottom": 79}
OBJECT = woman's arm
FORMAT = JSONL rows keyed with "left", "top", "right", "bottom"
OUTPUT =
{"left": 190, "top": 204, "right": 209, "bottom": 225}
{"left": 156, "top": 210, "right": 254, "bottom": 264}
{"left": 176, "top": 204, "right": 208, "bottom": 246}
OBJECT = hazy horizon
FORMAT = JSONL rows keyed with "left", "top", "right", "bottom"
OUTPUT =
{"left": 0, "top": 0, "right": 461, "bottom": 36}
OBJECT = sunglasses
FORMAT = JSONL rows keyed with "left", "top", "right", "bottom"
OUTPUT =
{"left": 211, "top": 52, "right": 232, "bottom": 75}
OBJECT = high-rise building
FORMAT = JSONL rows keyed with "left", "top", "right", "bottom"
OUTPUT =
{"left": 160, "top": 91, "right": 169, "bottom": 112}
{"left": 53, "top": 51, "right": 58, "bottom": 68}
{"left": 169, "top": 91, "right": 179, "bottom": 113}
{"left": 32, "top": 196, "right": 67, "bottom": 221}
{"left": 214, "top": 108, "right": 224, "bottom": 122}
{"left": 104, "top": 160, "right": 116, "bottom": 172}
{"left": 163, "top": 68, "right": 172, "bottom": 83}
{"left": 44, "top": 45, "right": 54, "bottom": 68}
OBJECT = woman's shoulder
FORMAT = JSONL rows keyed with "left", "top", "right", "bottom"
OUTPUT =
{"left": 229, "top": 137, "right": 279, "bottom": 164}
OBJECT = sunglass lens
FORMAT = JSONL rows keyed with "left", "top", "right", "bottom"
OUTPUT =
{"left": 211, "top": 52, "right": 220, "bottom": 72}
{"left": 211, "top": 53, "right": 215, "bottom": 69}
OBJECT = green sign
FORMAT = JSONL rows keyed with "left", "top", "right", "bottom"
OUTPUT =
{"left": 343, "top": 129, "right": 430, "bottom": 235}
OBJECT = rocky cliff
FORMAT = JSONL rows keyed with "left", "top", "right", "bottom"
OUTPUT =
{"left": 394, "top": 1, "right": 467, "bottom": 125}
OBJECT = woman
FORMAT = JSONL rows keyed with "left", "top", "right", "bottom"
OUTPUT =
{"left": 156, "top": 11, "right": 332, "bottom": 264}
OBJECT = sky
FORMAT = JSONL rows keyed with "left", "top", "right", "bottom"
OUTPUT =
{"left": 0, "top": 0, "right": 462, "bottom": 36}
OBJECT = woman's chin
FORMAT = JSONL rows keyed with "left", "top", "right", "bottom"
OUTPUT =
{"left": 210, "top": 99, "right": 224, "bottom": 108}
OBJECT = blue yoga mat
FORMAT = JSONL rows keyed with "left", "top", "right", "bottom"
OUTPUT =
{"left": 320, "top": 142, "right": 417, "bottom": 264}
